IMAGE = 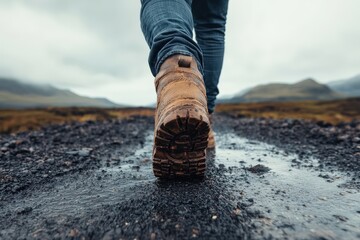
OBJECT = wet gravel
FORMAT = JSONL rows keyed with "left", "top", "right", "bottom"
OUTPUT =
{"left": 0, "top": 114, "right": 359, "bottom": 239}
{"left": 216, "top": 114, "right": 360, "bottom": 188}
{"left": 0, "top": 117, "right": 150, "bottom": 196}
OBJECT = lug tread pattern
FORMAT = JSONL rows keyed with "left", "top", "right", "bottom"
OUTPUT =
{"left": 153, "top": 109, "right": 209, "bottom": 178}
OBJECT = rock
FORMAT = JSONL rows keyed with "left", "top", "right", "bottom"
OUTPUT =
{"left": 0, "top": 147, "right": 8, "bottom": 152}
{"left": 78, "top": 148, "right": 93, "bottom": 157}
{"left": 233, "top": 208, "right": 241, "bottom": 216}
{"left": 247, "top": 164, "right": 271, "bottom": 175}
{"left": 333, "top": 215, "right": 348, "bottom": 222}
{"left": 16, "top": 207, "right": 33, "bottom": 215}
{"left": 68, "top": 229, "right": 80, "bottom": 237}
{"left": 6, "top": 141, "right": 17, "bottom": 149}
{"left": 131, "top": 165, "right": 140, "bottom": 171}
{"left": 218, "top": 164, "right": 226, "bottom": 169}
{"left": 66, "top": 148, "right": 92, "bottom": 157}
{"left": 46, "top": 158, "right": 55, "bottom": 165}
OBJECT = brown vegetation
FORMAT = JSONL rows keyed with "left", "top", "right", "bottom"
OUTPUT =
{"left": 0, "top": 107, "right": 154, "bottom": 134}
{"left": 216, "top": 98, "right": 360, "bottom": 124}
{"left": 0, "top": 98, "right": 359, "bottom": 134}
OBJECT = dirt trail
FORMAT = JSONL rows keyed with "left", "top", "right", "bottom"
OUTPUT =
{"left": 0, "top": 115, "right": 359, "bottom": 239}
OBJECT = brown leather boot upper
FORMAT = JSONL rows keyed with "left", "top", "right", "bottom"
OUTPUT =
{"left": 152, "top": 54, "right": 210, "bottom": 178}
{"left": 154, "top": 55, "right": 208, "bottom": 130}
{"left": 208, "top": 114, "right": 216, "bottom": 149}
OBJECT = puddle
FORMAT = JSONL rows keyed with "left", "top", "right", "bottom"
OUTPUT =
{"left": 3, "top": 132, "right": 156, "bottom": 219}
{"left": 216, "top": 133, "right": 360, "bottom": 239}
{"left": 1, "top": 131, "right": 359, "bottom": 239}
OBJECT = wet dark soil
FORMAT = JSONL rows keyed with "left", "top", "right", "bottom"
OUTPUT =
{"left": 216, "top": 115, "right": 360, "bottom": 188}
{"left": 0, "top": 114, "right": 359, "bottom": 239}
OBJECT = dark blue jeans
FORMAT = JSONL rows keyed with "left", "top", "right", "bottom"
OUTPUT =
{"left": 140, "top": 0, "right": 229, "bottom": 113}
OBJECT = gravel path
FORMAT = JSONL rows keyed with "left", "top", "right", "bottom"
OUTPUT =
{"left": 0, "top": 115, "right": 359, "bottom": 239}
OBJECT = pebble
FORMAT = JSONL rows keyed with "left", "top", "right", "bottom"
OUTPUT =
{"left": 15, "top": 207, "right": 33, "bottom": 215}
{"left": 333, "top": 215, "right": 348, "bottom": 222}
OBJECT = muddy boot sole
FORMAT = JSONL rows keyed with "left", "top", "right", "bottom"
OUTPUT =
{"left": 153, "top": 107, "right": 210, "bottom": 178}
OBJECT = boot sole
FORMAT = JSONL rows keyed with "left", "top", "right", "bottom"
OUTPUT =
{"left": 153, "top": 107, "right": 210, "bottom": 178}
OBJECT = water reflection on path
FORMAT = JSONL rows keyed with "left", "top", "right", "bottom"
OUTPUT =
{"left": 2, "top": 131, "right": 359, "bottom": 239}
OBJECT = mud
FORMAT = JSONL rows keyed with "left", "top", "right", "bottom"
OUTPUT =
{"left": 0, "top": 115, "right": 359, "bottom": 239}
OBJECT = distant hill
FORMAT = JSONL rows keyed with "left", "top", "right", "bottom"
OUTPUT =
{"left": 0, "top": 78, "right": 122, "bottom": 108}
{"left": 219, "top": 78, "right": 344, "bottom": 103}
{"left": 327, "top": 74, "right": 360, "bottom": 97}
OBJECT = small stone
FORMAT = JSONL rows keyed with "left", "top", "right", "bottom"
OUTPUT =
{"left": 47, "top": 158, "right": 55, "bottom": 164}
{"left": 192, "top": 228, "right": 199, "bottom": 237}
{"left": 68, "top": 229, "right": 80, "bottom": 237}
{"left": 218, "top": 164, "right": 225, "bottom": 169}
{"left": 7, "top": 141, "right": 16, "bottom": 149}
{"left": 0, "top": 147, "right": 8, "bottom": 152}
{"left": 247, "top": 164, "right": 271, "bottom": 175}
{"left": 212, "top": 215, "right": 217, "bottom": 220}
{"left": 233, "top": 208, "right": 241, "bottom": 215}
{"left": 66, "top": 151, "right": 78, "bottom": 155}
{"left": 333, "top": 215, "right": 348, "bottom": 222}
{"left": 78, "top": 148, "right": 92, "bottom": 157}
{"left": 66, "top": 148, "right": 92, "bottom": 156}
{"left": 131, "top": 165, "right": 140, "bottom": 171}
{"left": 16, "top": 207, "right": 33, "bottom": 215}
{"left": 63, "top": 161, "right": 72, "bottom": 167}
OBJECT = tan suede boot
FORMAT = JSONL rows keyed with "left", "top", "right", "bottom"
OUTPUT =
{"left": 207, "top": 114, "right": 216, "bottom": 149}
{"left": 153, "top": 55, "right": 210, "bottom": 178}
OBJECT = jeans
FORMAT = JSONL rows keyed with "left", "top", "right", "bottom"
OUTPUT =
{"left": 140, "top": 0, "right": 229, "bottom": 113}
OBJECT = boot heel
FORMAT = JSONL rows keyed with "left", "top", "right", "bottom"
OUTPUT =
{"left": 153, "top": 107, "right": 210, "bottom": 178}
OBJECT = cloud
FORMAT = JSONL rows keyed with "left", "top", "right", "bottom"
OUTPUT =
{"left": 220, "top": 0, "right": 360, "bottom": 95}
{"left": 0, "top": 0, "right": 152, "bottom": 104}
{"left": 0, "top": 0, "right": 359, "bottom": 104}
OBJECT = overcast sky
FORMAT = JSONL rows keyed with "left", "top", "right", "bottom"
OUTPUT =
{"left": 0, "top": 0, "right": 359, "bottom": 105}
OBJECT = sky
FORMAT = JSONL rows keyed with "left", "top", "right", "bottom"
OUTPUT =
{"left": 0, "top": 0, "right": 359, "bottom": 106}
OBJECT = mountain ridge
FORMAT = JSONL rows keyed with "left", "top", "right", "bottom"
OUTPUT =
{"left": 219, "top": 78, "right": 344, "bottom": 103}
{"left": 0, "top": 77, "right": 123, "bottom": 109}
{"left": 327, "top": 74, "right": 360, "bottom": 97}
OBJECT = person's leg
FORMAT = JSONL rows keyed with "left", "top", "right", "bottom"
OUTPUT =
{"left": 140, "top": 0, "right": 203, "bottom": 76}
{"left": 192, "top": 0, "right": 229, "bottom": 114}
{"left": 140, "top": 0, "right": 210, "bottom": 178}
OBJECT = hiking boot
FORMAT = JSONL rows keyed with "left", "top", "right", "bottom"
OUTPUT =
{"left": 153, "top": 55, "right": 210, "bottom": 178}
{"left": 208, "top": 114, "right": 216, "bottom": 149}
{"left": 208, "top": 127, "right": 216, "bottom": 149}
{"left": 208, "top": 129, "right": 216, "bottom": 149}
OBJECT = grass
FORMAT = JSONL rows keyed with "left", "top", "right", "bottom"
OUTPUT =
{"left": 216, "top": 98, "right": 360, "bottom": 124}
{"left": 0, "top": 98, "right": 359, "bottom": 134}
{"left": 0, "top": 107, "right": 154, "bottom": 134}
